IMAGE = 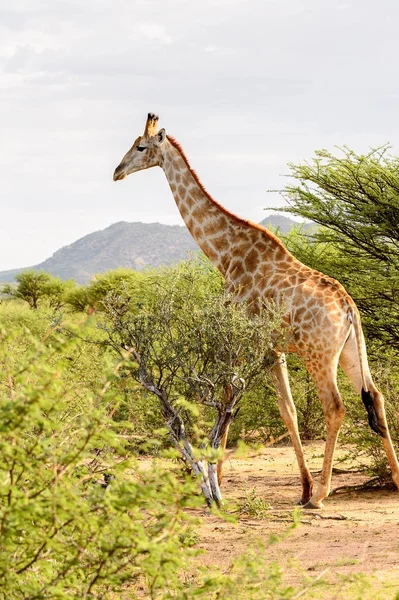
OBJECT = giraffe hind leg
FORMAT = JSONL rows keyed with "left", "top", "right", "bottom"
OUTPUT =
{"left": 339, "top": 330, "right": 386, "bottom": 435}
{"left": 339, "top": 335, "right": 399, "bottom": 490}
{"left": 364, "top": 387, "right": 399, "bottom": 489}
{"left": 303, "top": 364, "right": 345, "bottom": 509}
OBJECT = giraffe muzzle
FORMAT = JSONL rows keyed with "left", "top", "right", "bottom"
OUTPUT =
{"left": 113, "top": 164, "right": 127, "bottom": 181}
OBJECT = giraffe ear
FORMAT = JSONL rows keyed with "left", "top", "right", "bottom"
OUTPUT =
{"left": 156, "top": 128, "right": 166, "bottom": 145}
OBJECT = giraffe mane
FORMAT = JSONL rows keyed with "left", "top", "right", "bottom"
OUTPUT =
{"left": 166, "top": 135, "right": 286, "bottom": 249}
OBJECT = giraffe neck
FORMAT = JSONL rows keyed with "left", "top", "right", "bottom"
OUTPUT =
{"left": 160, "top": 136, "right": 294, "bottom": 279}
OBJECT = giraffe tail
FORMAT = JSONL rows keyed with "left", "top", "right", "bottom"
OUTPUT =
{"left": 348, "top": 306, "right": 385, "bottom": 437}
{"left": 348, "top": 306, "right": 368, "bottom": 393}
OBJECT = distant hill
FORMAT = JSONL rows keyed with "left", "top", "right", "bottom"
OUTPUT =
{"left": 0, "top": 222, "right": 199, "bottom": 284}
{"left": 260, "top": 213, "right": 312, "bottom": 234}
{"left": 0, "top": 214, "right": 310, "bottom": 284}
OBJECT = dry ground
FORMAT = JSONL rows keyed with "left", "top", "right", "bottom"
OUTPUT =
{"left": 189, "top": 442, "right": 399, "bottom": 598}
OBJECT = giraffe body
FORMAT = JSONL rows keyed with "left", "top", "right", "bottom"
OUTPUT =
{"left": 113, "top": 114, "right": 399, "bottom": 507}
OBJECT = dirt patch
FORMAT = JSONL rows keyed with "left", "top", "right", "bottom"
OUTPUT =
{"left": 192, "top": 442, "right": 399, "bottom": 597}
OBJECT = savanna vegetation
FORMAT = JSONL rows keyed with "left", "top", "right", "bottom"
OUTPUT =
{"left": 1, "top": 145, "right": 399, "bottom": 597}
{"left": 0, "top": 261, "right": 302, "bottom": 598}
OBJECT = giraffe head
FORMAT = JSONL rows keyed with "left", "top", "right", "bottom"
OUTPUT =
{"left": 113, "top": 113, "right": 166, "bottom": 181}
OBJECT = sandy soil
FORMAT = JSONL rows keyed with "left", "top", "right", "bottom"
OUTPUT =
{"left": 192, "top": 442, "right": 399, "bottom": 598}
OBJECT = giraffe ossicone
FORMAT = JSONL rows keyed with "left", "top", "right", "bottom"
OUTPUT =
{"left": 113, "top": 113, "right": 399, "bottom": 508}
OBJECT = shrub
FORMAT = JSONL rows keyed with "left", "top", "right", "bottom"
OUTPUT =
{"left": 0, "top": 329, "right": 201, "bottom": 598}
{"left": 96, "top": 259, "right": 284, "bottom": 504}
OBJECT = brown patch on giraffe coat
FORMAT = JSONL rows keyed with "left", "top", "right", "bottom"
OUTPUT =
{"left": 286, "top": 274, "right": 299, "bottom": 287}
{"left": 268, "top": 275, "right": 282, "bottom": 288}
{"left": 258, "top": 237, "right": 274, "bottom": 251}
{"left": 317, "top": 277, "right": 333, "bottom": 289}
{"left": 189, "top": 187, "right": 203, "bottom": 202}
{"left": 178, "top": 185, "right": 185, "bottom": 198}
{"left": 300, "top": 309, "right": 314, "bottom": 323}
{"left": 254, "top": 240, "right": 269, "bottom": 254}
{"left": 191, "top": 205, "right": 204, "bottom": 221}
{"left": 229, "top": 260, "right": 245, "bottom": 279}
{"left": 231, "top": 235, "right": 250, "bottom": 252}
{"left": 247, "top": 293, "right": 261, "bottom": 313}
{"left": 248, "top": 290, "right": 260, "bottom": 306}
{"left": 324, "top": 295, "right": 338, "bottom": 306}
{"left": 273, "top": 247, "right": 288, "bottom": 261}
{"left": 300, "top": 267, "right": 314, "bottom": 279}
{"left": 167, "top": 166, "right": 175, "bottom": 179}
{"left": 203, "top": 220, "right": 220, "bottom": 237}
{"left": 277, "top": 260, "right": 294, "bottom": 272}
{"left": 192, "top": 225, "right": 203, "bottom": 240}
{"left": 244, "top": 248, "right": 260, "bottom": 272}
{"left": 185, "top": 195, "right": 195, "bottom": 210}
{"left": 286, "top": 266, "right": 301, "bottom": 277}
{"left": 204, "top": 203, "right": 218, "bottom": 216}
{"left": 200, "top": 241, "right": 219, "bottom": 263}
{"left": 182, "top": 173, "right": 191, "bottom": 187}
{"left": 239, "top": 274, "right": 253, "bottom": 289}
{"left": 146, "top": 150, "right": 157, "bottom": 164}
{"left": 306, "top": 298, "right": 319, "bottom": 309}
{"left": 253, "top": 271, "right": 266, "bottom": 289}
{"left": 295, "top": 340, "right": 306, "bottom": 352}
{"left": 213, "top": 232, "right": 228, "bottom": 251}
{"left": 175, "top": 157, "right": 186, "bottom": 170}
{"left": 293, "top": 306, "right": 306, "bottom": 322}
{"left": 178, "top": 203, "right": 189, "bottom": 219}
{"left": 214, "top": 214, "right": 228, "bottom": 229}
{"left": 220, "top": 254, "right": 231, "bottom": 273}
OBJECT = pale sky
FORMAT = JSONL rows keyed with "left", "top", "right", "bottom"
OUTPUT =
{"left": 1, "top": 0, "right": 399, "bottom": 270}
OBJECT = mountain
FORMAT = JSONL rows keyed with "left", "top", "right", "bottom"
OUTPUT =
{"left": 0, "top": 222, "right": 199, "bottom": 284}
{"left": 260, "top": 213, "right": 312, "bottom": 234}
{"left": 0, "top": 214, "right": 309, "bottom": 284}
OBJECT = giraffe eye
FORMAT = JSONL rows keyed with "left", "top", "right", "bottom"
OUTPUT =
{"left": 137, "top": 146, "right": 146, "bottom": 152}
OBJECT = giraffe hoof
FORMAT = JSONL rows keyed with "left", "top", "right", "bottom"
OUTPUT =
{"left": 295, "top": 499, "right": 308, "bottom": 506}
{"left": 302, "top": 500, "right": 323, "bottom": 510}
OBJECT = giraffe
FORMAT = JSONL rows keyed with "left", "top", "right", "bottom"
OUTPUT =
{"left": 113, "top": 113, "right": 399, "bottom": 509}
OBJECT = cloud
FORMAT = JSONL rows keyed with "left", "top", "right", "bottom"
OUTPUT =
{"left": 137, "top": 23, "right": 173, "bottom": 44}
{"left": 1, "top": 0, "right": 399, "bottom": 269}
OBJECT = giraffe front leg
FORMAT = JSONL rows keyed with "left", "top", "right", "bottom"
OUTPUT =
{"left": 272, "top": 354, "right": 314, "bottom": 505}
{"left": 303, "top": 378, "right": 346, "bottom": 509}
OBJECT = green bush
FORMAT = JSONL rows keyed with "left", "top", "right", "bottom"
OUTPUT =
{"left": 0, "top": 316, "right": 317, "bottom": 600}
{"left": 2, "top": 270, "right": 75, "bottom": 310}
{"left": 94, "top": 259, "right": 285, "bottom": 504}
{"left": 67, "top": 268, "right": 149, "bottom": 314}
{"left": 0, "top": 329, "right": 202, "bottom": 598}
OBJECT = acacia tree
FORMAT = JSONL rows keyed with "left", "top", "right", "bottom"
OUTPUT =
{"left": 2, "top": 270, "right": 74, "bottom": 310}
{"left": 97, "top": 261, "right": 283, "bottom": 505}
{"left": 66, "top": 268, "right": 149, "bottom": 314}
{"left": 281, "top": 145, "right": 399, "bottom": 259}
